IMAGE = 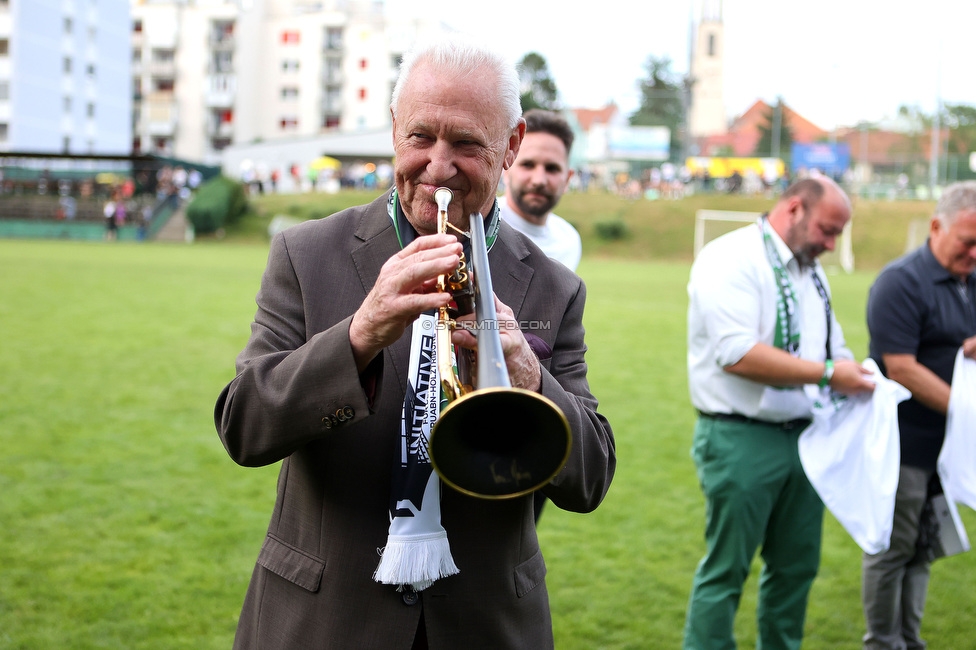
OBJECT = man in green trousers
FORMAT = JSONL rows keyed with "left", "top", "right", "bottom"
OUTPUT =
{"left": 683, "top": 176, "right": 876, "bottom": 649}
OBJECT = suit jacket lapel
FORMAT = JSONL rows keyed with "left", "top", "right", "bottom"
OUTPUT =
{"left": 349, "top": 191, "right": 410, "bottom": 391}
{"left": 489, "top": 221, "right": 534, "bottom": 319}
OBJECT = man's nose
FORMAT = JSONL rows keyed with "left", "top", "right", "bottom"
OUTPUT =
{"left": 427, "top": 141, "right": 457, "bottom": 180}
{"left": 529, "top": 165, "right": 548, "bottom": 185}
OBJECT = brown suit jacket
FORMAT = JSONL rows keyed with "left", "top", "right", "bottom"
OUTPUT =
{"left": 215, "top": 191, "right": 615, "bottom": 649}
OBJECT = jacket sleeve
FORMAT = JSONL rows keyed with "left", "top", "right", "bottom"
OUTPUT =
{"left": 214, "top": 230, "right": 377, "bottom": 467}
{"left": 536, "top": 278, "right": 616, "bottom": 513}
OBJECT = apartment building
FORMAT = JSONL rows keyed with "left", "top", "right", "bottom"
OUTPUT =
{"left": 0, "top": 0, "right": 131, "bottom": 153}
{"left": 132, "top": 0, "right": 441, "bottom": 164}
{"left": 131, "top": 0, "right": 239, "bottom": 159}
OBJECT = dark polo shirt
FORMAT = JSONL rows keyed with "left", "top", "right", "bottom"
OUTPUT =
{"left": 867, "top": 241, "right": 976, "bottom": 470}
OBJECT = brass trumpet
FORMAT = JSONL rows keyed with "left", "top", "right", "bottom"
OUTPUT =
{"left": 428, "top": 188, "right": 572, "bottom": 499}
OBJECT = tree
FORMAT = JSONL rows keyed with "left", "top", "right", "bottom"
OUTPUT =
{"left": 943, "top": 103, "right": 976, "bottom": 155}
{"left": 518, "top": 52, "right": 559, "bottom": 112}
{"left": 754, "top": 98, "right": 794, "bottom": 165}
{"left": 629, "top": 55, "right": 688, "bottom": 162}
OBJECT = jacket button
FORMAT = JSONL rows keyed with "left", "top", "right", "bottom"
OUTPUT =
{"left": 402, "top": 591, "right": 419, "bottom": 606}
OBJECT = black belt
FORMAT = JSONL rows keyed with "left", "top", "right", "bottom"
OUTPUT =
{"left": 697, "top": 410, "right": 812, "bottom": 431}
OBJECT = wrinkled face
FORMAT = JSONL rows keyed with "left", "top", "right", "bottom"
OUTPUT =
{"left": 930, "top": 210, "right": 976, "bottom": 279}
{"left": 392, "top": 62, "right": 523, "bottom": 235}
{"left": 503, "top": 131, "right": 572, "bottom": 223}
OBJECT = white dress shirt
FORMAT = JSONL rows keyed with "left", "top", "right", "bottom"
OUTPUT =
{"left": 500, "top": 204, "right": 582, "bottom": 272}
{"left": 687, "top": 220, "right": 854, "bottom": 421}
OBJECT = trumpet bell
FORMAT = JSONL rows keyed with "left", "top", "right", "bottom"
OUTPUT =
{"left": 430, "top": 387, "right": 572, "bottom": 499}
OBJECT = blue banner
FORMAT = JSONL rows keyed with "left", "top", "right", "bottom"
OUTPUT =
{"left": 791, "top": 143, "right": 851, "bottom": 175}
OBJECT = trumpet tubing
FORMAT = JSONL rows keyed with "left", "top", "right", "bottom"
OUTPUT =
{"left": 428, "top": 188, "right": 572, "bottom": 499}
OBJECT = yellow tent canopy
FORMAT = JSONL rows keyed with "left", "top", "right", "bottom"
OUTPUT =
{"left": 309, "top": 156, "right": 341, "bottom": 171}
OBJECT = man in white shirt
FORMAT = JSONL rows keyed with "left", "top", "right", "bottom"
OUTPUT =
{"left": 501, "top": 109, "right": 581, "bottom": 272}
{"left": 683, "top": 177, "right": 876, "bottom": 650}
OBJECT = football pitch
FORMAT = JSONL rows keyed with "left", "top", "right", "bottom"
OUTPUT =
{"left": 1, "top": 238, "right": 974, "bottom": 649}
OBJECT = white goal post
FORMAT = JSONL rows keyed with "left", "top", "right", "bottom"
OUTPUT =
{"left": 694, "top": 210, "right": 855, "bottom": 274}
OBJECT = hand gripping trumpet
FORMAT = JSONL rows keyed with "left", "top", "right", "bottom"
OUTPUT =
{"left": 427, "top": 188, "right": 572, "bottom": 499}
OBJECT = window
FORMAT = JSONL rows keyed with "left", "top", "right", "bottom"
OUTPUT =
{"left": 152, "top": 48, "right": 174, "bottom": 62}
{"left": 86, "top": 64, "right": 96, "bottom": 78}
{"left": 63, "top": 57, "right": 72, "bottom": 73}
{"left": 0, "top": 38, "right": 8, "bottom": 56}
{"left": 325, "top": 27, "right": 342, "bottom": 50}
{"left": 281, "top": 87, "right": 299, "bottom": 100}
{"left": 359, "top": 58, "right": 367, "bottom": 70}
{"left": 64, "top": 17, "right": 72, "bottom": 34}
{"left": 87, "top": 103, "right": 95, "bottom": 118}
{"left": 358, "top": 87, "right": 366, "bottom": 101}
{"left": 0, "top": 82, "right": 8, "bottom": 100}
{"left": 133, "top": 48, "right": 141, "bottom": 62}
{"left": 64, "top": 96, "right": 71, "bottom": 112}
{"left": 281, "top": 30, "right": 300, "bottom": 44}
{"left": 133, "top": 19, "right": 142, "bottom": 32}
{"left": 282, "top": 59, "right": 300, "bottom": 72}
{"left": 0, "top": 123, "right": 8, "bottom": 143}
{"left": 62, "top": 136, "right": 71, "bottom": 152}
{"left": 708, "top": 33, "right": 716, "bottom": 57}
{"left": 279, "top": 116, "right": 298, "bottom": 130}
{"left": 213, "top": 51, "right": 233, "bottom": 72}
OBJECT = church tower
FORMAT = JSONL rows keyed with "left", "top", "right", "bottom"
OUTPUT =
{"left": 688, "top": 0, "right": 726, "bottom": 137}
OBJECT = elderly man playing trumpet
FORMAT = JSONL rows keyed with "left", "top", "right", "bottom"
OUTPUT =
{"left": 214, "top": 34, "right": 615, "bottom": 649}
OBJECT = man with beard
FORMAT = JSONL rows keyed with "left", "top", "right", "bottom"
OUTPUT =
{"left": 500, "top": 109, "right": 581, "bottom": 272}
{"left": 683, "top": 176, "right": 876, "bottom": 650}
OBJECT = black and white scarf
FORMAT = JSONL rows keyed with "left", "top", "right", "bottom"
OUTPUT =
{"left": 372, "top": 191, "right": 499, "bottom": 591}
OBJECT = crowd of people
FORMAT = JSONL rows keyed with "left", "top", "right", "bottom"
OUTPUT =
{"left": 212, "top": 34, "right": 975, "bottom": 650}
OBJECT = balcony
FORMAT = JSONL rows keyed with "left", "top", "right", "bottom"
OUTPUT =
{"left": 205, "top": 74, "right": 236, "bottom": 107}
{"left": 322, "top": 69, "right": 342, "bottom": 85}
{"left": 210, "top": 34, "right": 234, "bottom": 50}
{"left": 207, "top": 120, "right": 233, "bottom": 139}
{"left": 147, "top": 60, "right": 176, "bottom": 78}
{"left": 147, "top": 92, "right": 177, "bottom": 136}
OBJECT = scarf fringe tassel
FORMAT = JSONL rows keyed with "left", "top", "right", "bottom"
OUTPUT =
{"left": 373, "top": 532, "right": 459, "bottom": 592}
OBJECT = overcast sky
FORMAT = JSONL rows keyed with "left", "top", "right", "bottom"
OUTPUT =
{"left": 383, "top": 0, "right": 976, "bottom": 131}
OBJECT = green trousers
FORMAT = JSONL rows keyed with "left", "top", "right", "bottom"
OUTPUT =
{"left": 683, "top": 415, "right": 824, "bottom": 650}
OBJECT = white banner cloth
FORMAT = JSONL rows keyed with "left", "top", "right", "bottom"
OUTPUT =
{"left": 798, "top": 359, "right": 909, "bottom": 554}
{"left": 931, "top": 348, "right": 976, "bottom": 556}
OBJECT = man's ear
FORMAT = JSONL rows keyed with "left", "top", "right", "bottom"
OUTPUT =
{"left": 503, "top": 120, "right": 526, "bottom": 170}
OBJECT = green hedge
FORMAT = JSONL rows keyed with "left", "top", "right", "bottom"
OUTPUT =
{"left": 185, "top": 176, "right": 248, "bottom": 234}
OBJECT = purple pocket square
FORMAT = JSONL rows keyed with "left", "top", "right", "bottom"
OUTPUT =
{"left": 524, "top": 333, "right": 552, "bottom": 360}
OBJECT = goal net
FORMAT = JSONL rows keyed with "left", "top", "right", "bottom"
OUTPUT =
{"left": 694, "top": 210, "right": 855, "bottom": 274}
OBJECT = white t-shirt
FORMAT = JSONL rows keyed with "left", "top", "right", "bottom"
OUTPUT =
{"left": 500, "top": 203, "right": 582, "bottom": 272}
{"left": 687, "top": 220, "right": 854, "bottom": 421}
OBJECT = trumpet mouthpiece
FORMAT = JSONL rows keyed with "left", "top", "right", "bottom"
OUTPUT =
{"left": 434, "top": 187, "right": 453, "bottom": 212}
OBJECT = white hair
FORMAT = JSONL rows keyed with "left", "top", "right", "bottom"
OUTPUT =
{"left": 935, "top": 180, "right": 976, "bottom": 226}
{"left": 390, "top": 33, "right": 522, "bottom": 130}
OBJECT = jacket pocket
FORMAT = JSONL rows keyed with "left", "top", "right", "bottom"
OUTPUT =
{"left": 513, "top": 548, "right": 547, "bottom": 598}
{"left": 256, "top": 534, "right": 325, "bottom": 593}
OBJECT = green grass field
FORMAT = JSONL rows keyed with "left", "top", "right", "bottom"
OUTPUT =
{"left": 2, "top": 190, "right": 974, "bottom": 649}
